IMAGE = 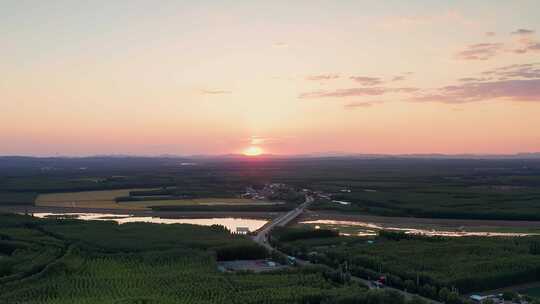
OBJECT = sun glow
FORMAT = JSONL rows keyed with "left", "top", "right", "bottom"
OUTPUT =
{"left": 243, "top": 146, "right": 263, "bottom": 156}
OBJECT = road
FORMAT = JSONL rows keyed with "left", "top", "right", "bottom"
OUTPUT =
{"left": 253, "top": 195, "right": 313, "bottom": 249}
{"left": 251, "top": 194, "right": 441, "bottom": 304}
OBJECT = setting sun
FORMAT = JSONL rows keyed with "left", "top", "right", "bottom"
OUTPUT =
{"left": 243, "top": 146, "right": 263, "bottom": 156}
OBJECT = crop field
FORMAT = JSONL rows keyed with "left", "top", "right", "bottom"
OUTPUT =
{"left": 0, "top": 213, "right": 417, "bottom": 304}
{"left": 36, "top": 190, "right": 276, "bottom": 211}
{"left": 119, "top": 197, "right": 276, "bottom": 207}
{"left": 35, "top": 189, "right": 156, "bottom": 210}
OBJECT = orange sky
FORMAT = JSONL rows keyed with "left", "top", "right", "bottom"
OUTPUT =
{"left": 1, "top": 1, "right": 540, "bottom": 156}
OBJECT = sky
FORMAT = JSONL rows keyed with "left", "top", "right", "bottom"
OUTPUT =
{"left": 1, "top": 0, "right": 540, "bottom": 156}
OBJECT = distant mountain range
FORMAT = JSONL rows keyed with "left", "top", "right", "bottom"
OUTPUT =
{"left": 2, "top": 152, "right": 540, "bottom": 160}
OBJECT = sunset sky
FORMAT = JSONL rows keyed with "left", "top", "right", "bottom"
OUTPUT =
{"left": 2, "top": 0, "right": 540, "bottom": 156}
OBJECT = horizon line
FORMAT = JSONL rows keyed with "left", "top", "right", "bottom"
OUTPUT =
{"left": 1, "top": 152, "right": 540, "bottom": 159}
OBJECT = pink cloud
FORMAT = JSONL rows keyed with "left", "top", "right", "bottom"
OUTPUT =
{"left": 299, "top": 87, "right": 387, "bottom": 98}
{"left": 344, "top": 102, "right": 374, "bottom": 109}
{"left": 481, "top": 63, "right": 540, "bottom": 79}
{"left": 511, "top": 29, "right": 535, "bottom": 36}
{"left": 412, "top": 79, "right": 540, "bottom": 103}
{"left": 349, "top": 76, "right": 383, "bottom": 86}
{"left": 512, "top": 39, "right": 540, "bottom": 54}
{"left": 455, "top": 43, "right": 504, "bottom": 60}
{"left": 306, "top": 74, "right": 340, "bottom": 81}
{"left": 299, "top": 87, "right": 418, "bottom": 99}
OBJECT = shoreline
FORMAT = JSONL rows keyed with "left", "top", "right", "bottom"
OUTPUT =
{"left": 297, "top": 210, "right": 540, "bottom": 231}
{"left": 0, "top": 205, "right": 279, "bottom": 220}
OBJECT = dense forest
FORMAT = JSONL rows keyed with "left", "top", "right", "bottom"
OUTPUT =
{"left": 271, "top": 228, "right": 540, "bottom": 302}
{"left": 0, "top": 213, "right": 443, "bottom": 304}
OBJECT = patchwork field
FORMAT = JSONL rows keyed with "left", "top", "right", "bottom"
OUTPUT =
{"left": 36, "top": 190, "right": 276, "bottom": 210}
{"left": 35, "top": 189, "right": 157, "bottom": 210}
{"left": 119, "top": 198, "right": 276, "bottom": 207}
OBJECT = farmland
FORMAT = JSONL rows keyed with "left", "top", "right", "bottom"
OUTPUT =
{"left": 35, "top": 189, "right": 271, "bottom": 211}
{"left": 2, "top": 156, "right": 540, "bottom": 221}
{"left": 35, "top": 189, "right": 153, "bottom": 209}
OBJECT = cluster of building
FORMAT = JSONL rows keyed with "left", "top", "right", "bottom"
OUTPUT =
{"left": 241, "top": 183, "right": 303, "bottom": 201}
{"left": 241, "top": 183, "right": 345, "bottom": 203}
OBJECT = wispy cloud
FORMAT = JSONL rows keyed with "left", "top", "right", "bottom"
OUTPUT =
{"left": 393, "top": 87, "right": 420, "bottom": 93}
{"left": 455, "top": 43, "right": 504, "bottom": 60}
{"left": 481, "top": 63, "right": 540, "bottom": 79}
{"left": 306, "top": 74, "right": 340, "bottom": 81}
{"left": 455, "top": 28, "right": 538, "bottom": 60}
{"left": 511, "top": 29, "right": 535, "bottom": 36}
{"left": 349, "top": 76, "right": 383, "bottom": 86}
{"left": 299, "top": 87, "right": 388, "bottom": 98}
{"left": 412, "top": 63, "right": 540, "bottom": 103}
{"left": 201, "top": 89, "right": 232, "bottom": 95}
{"left": 512, "top": 38, "right": 540, "bottom": 54}
{"left": 344, "top": 102, "right": 376, "bottom": 109}
{"left": 458, "top": 77, "right": 491, "bottom": 82}
{"left": 299, "top": 87, "right": 418, "bottom": 99}
{"left": 412, "top": 79, "right": 540, "bottom": 103}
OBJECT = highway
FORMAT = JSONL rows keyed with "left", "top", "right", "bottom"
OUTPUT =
{"left": 253, "top": 195, "right": 313, "bottom": 249}
{"left": 251, "top": 194, "right": 441, "bottom": 304}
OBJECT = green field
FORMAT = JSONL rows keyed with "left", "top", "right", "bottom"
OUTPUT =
{"left": 35, "top": 189, "right": 271, "bottom": 210}
{"left": 118, "top": 197, "right": 275, "bottom": 207}
{"left": 35, "top": 189, "right": 154, "bottom": 209}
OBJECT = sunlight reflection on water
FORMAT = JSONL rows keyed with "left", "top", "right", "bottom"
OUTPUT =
{"left": 301, "top": 220, "right": 539, "bottom": 237}
{"left": 32, "top": 213, "right": 268, "bottom": 232}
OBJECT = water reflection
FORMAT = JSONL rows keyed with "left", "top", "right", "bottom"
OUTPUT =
{"left": 302, "top": 220, "right": 539, "bottom": 237}
{"left": 33, "top": 213, "right": 267, "bottom": 232}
